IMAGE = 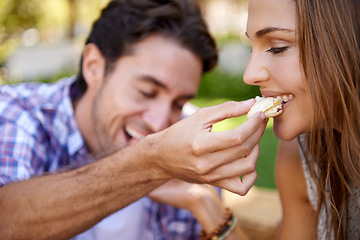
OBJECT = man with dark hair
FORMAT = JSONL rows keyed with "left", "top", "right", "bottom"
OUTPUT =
{"left": 0, "top": 0, "right": 266, "bottom": 239}
{"left": 74, "top": 0, "right": 218, "bottom": 95}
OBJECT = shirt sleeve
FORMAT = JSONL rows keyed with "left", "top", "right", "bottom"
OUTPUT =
{"left": 0, "top": 103, "right": 46, "bottom": 187}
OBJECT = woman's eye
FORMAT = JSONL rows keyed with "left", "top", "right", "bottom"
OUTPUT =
{"left": 266, "top": 47, "right": 288, "bottom": 54}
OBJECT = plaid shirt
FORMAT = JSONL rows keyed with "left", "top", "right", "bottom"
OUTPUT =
{"left": 0, "top": 77, "right": 200, "bottom": 239}
{"left": 144, "top": 199, "right": 201, "bottom": 240}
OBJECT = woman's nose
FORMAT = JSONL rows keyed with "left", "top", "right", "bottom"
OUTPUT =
{"left": 243, "top": 52, "right": 270, "bottom": 86}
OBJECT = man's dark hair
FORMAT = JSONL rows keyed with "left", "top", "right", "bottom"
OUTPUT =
{"left": 74, "top": 0, "right": 218, "bottom": 94}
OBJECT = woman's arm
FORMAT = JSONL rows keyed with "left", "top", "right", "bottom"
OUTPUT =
{"left": 149, "top": 179, "right": 249, "bottom": 240}
{"left": 275, "top": 139, "right": 317, "bottom": 239}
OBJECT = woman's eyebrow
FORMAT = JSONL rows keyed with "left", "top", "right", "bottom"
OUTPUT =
{"left": 245, "top": 27, "right": 295, "bottom": 39}
{"left": 255, "top": 27, "right": 294, "bottom": 38}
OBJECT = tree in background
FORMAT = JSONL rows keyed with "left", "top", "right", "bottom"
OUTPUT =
{"left": 0, "top": 0, "right": 109, "bottom": 64}
{"left": 0, "top": 0, "right": 42, "bottom": 63}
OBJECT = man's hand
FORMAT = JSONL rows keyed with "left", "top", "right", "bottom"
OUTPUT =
{"left": 147, "top": 99, "right": 267, "bottom": 196}
{"left": 148, "top": 180, "right": 229, "bottom": 234}
{"left": 148, "top": 179, "right": 220, "bottom": 210}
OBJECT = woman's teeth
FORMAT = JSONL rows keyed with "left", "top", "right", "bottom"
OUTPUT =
{"left": 276, "top": 94, "right": 294, "bottom": 105}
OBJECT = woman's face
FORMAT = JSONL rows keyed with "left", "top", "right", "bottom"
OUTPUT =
{"left": 244, "top": 0, "right": 313, "bottom": 141}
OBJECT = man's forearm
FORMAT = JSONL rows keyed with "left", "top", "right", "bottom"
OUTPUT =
{"left": 0, "top": 143, "right": 167, "bottom": 240}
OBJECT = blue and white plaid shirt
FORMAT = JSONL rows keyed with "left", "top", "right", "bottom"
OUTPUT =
{"left": 0, "top": 76, "right": 200, "bottom": 239}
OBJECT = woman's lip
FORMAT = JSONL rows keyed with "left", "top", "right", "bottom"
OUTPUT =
{"left": 260, "top": 89, "right": 292, "bottom": 98}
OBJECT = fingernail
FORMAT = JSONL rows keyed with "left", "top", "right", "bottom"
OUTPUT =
{"left": 243, "top": 98, "right": 255, "bottom": 106}
{"left": 260, "top": 112, "right": 266, "bottom": 120}
{"left": 244, "top": 98, "right": 255, "bottom": 103}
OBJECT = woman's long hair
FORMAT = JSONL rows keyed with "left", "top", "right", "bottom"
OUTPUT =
{"left": 295, "top": 0, "right": 360, "bottom": 238}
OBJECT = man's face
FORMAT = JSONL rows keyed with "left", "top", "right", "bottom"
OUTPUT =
{"left": 81, "top": 35, "right": 203, "bottom": 155}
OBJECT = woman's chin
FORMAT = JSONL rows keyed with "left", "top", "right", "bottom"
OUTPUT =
{"left": 272, "top": 122, "right": 299, "bottom": 142}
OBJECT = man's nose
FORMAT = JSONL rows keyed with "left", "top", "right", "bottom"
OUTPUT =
{"left": 243, "top": 52, "right": 270, "bottom": 86}
{"left": 143, "top": 104, "right": 172, "bottom": 133}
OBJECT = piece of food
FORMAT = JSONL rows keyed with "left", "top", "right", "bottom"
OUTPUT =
{"left": 246, "top": 96, "right": 283, "bottom": 119}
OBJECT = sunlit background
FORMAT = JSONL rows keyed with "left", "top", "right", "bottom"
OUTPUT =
{"left": 0, "top": 0, "right": 250, "bottom": 82}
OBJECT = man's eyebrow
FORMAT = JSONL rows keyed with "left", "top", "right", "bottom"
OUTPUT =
{"left": 140, "top": 75, "right": 167, "bottom": 89}
{"left": 246, "top": 27, "right": 295, "bottom": 39}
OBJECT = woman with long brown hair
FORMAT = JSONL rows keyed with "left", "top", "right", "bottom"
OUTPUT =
{"left": 244, "top": 0, "right": 360, "bottom": 238}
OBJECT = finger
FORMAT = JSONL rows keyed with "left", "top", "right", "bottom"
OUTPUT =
{"left": 197, "top": 143, "right": 260, "bottom": 182}
{"left": 194, "top": 113, "right": 266, "bottom": 154}
{"left": 192, "top": 122, "right": 265, "bottom": 173}
{"left": 212, "top": 170, "right": 258, "bottom": 196}
{"left": 194, "top": 99, "right": 256, "bottom": 129}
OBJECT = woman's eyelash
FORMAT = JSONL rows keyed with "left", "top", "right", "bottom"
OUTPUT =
{"left": 266, "top": 47, "right": 288, "bottom": 54}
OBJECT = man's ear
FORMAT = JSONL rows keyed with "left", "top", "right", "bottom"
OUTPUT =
{"left": 82, "top": 43, "right": 106, "bottom": 90}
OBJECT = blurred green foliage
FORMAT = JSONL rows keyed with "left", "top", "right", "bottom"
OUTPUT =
{"left": 256, "top": 128, "right": 278, "bottom": 188}
{"left": 197, "top": 68, "right": 260, "bottom": 101}
{"left": 0, "top": 0, "right": 42, "bottom": 33}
